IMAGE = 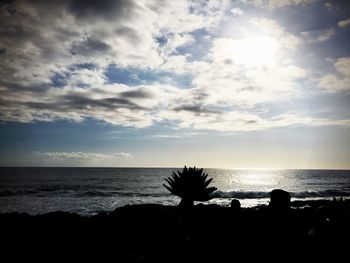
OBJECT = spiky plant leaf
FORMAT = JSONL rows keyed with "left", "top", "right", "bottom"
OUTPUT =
{"left": 163, "top": 166, "right": 217, "bottom": 203}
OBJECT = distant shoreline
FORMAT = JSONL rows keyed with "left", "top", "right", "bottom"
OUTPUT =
{"left": 1, "top": 166, "right": 350, "bottom": 170}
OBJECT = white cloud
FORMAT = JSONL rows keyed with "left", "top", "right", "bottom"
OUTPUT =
{"left": 324, "top": 2, "right": 339, "bottom": 12}
{"left": 159, "top": 109, "right": 350, "bottom": 131}
{"left": 32, "top": 151, "right": 133, "bottom": 160}
{"left": 187, "top": 32, "right": 307, "bottom": 107}
{"left": 30, "top": 151, "right": 133, "bottom": 166}
{"left": 153, "top": 132, "right": 206, "bottom": 138}
{"left": 318, "top": 57, "right": 350, "bottom": 92}
{"left": 250, "top": 18, "right": 302, "bottom": 50}
{"left": 318, "top": 74, "right": 350, "bottom": 92}
{"left": 242, "top": 0, "right": 315, "bottom": 10}
{"left": 162, "top": 33, "right": 195, "bottom": 55}
{"left": 67, "top": 68, "right": 107, "bottom": 87}
{"left": 0, "top": 70, "right": 187, "bottom": 127}
{"left": 211, "top": 36, "right": 281, "bottom": 67}
{"left": 301, "top": 28, "right": 336, "bottom": 43}
{"left": 0, "top": 0, "right": 349, "bottom": 134}
{"left": 231, "top": 8, "right": 244, "bottom": 16}
{"left": 315, "top": 28, "right": 337, "bottom": 42}
{"left": 159, "top": 17, "right": 307, "bottom": 110}
{"left": 153, "top": 134, "right": 181, "bottom": 138}
{"left": 338, "top": 18, "right": 350, "bottom": 28}
{"left": 334, "top": 57, "right": 350, "bottom": 77}
{"left": 0, "top": 0, "right": 229, "bottom": 89}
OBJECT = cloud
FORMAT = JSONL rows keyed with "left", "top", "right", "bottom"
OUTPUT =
{"left": 153, "top": 134, "right": 182, "bottom": 138}
{"left": 67, "top": 0, "right": 138, "bottom": 20}
{"left": 301, "top": 28, "right": 337, "bottom": 43}
{"left": 190, "top": 35, "right": 308, "bottom": 107}
{"left": 160, "top": 17, "right": 307, "bottom": 110}
{"left": 153, "top": 132, "right": 206, "bottom": 138}
{"left": 338, "top": 18, "right": 350, "bottom": 28}
{"left": 162, "top": 33, "right": 195, "bottom": 55}
{"left": 318, "top": 57, "right": 350, "bottom": 92}
{"left": 30, "top": 151, "right": 133, "bottom": 166}
{"left": 318, "top": 75, "right": 350, "bottom": 92}
{"left": 241, "top": 0, "right": 315, "bottom": 10}
{"left": 314, "top": 28, "right": 337, "bottom": 42}
{"left": 70, "top": 37, "right": 111, "bottom": 56}
{"left": 32, "top": 151, "right": 133, "bottom": 159}
{"left": 325, "top": 2, "right": 339, "bottom": 12}
{"left": 172, "top": 105, "right": 220, "bottom": 115}
{"left": 250, "top": 18, "right": 301, "bottom": 50}
{"left": 0, "top": 64, "right": 187, "bottom": 127}
{"left": 0, "top": 87, "right": 156, "bottom": 127}
{"left": 230, "top": 8, "right": 244, "bottom": 16}
{"left": 0, "top": 0, "right": 349, "bottom": 134}
{"left": 159, "top": 109, "right": 350, "bottom": 131}
{"left": 0, "top": 0, "right": 228, "bottom": 89}
{"left": 334, "top": 57, "right": 350, "bottom": 77}
{"left": 0, "top": 0, "right": 232, "bottom": 128}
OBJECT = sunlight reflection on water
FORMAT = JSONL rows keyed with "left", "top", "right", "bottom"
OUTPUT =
{"left": 0, "top": 168, "right": 349, "bottom": 215}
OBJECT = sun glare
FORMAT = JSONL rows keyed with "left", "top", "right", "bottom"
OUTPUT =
{"left": 230, "top": 36, "right": 280, "bottom": 67}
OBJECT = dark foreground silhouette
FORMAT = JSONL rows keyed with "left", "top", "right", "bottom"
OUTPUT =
{"left": 1, "top": 197, "right": 349, "bottom": 262}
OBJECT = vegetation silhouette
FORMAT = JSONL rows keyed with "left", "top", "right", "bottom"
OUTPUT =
{"left": 163, "top": 166, "right": 217, "bottom": 244}
{"left": 163, "top": 166, "right": 217, "bottom": 209}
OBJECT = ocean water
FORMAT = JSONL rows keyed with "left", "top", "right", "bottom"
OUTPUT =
{"left": 0, "top": 167, "right": 349, "bottom": 216}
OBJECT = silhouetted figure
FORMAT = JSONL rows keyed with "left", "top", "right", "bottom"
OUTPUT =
{"left": 228, "top": 198, "right": 242, "bottom": 247}
{"left": 269, "top": 189, "right": 291, "bottom": 213}
{"left": 230, "top": 199, "right": 241, "bottom": 212}
{"left": 266, "top": 189, "right": 293, "bottom": 257}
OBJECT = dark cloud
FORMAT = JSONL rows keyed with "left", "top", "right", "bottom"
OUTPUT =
{"left": 60, "top": 94, "right": 148, "bottom": 111}
{"left": 0, "top": 4, "right": 42, "bottom": 45}
{"left": 120, "top": 89, "right": 154, "bottom": 99}
{"left": 68, "top": 0, "right": 138, "bottom": 20}
{"left": 173, "top": 105, "right": 220, "bottom": 115}
{"left": 0, "top": 85, "right": 148, "bottom": 115}
{"left": 115, "top": 26, "right": 141, "bottom": 42}
{"left": 70, "top": 37, "right": 111, "bottom": 56}
{"left": 0, "top": 0, "right": 159, "bottom": 127}
{"left": 22, "top": 97, "right": 145, "bottom": 111}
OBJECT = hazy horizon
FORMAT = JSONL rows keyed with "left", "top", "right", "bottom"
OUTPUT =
{"left": 1, "top": 0, "right": 350, "bottom": 169}
{"left": 1, "top": 166, "right": 349, "bottom": 171}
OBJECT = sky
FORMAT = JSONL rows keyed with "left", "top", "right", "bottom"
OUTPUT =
{"left": 0, "top": 0, "right": 350, "bottom": 169}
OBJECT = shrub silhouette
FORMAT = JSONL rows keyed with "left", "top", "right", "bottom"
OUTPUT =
{"left": 163, "top": 166, "right": 217, "bottom": 208}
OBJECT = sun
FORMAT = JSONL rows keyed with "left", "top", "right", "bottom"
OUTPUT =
{"left": 229, "top": 36, "right": 280, "bottom": 67}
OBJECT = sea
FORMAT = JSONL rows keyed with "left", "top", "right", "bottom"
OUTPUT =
{"left": 0, "top": 167, "right": 349, "bottom": 216}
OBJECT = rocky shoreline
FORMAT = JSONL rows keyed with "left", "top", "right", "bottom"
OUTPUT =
{"left": 1, "top": 199, "right": 349, "bottom": 262}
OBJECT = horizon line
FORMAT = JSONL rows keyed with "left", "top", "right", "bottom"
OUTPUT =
{"left": 0, "top": 166, "right": 349, "bottom": 171}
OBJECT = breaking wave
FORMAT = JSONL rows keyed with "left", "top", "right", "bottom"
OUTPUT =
{"left": 211, "top": 189, "right": 350, "bottom": 199}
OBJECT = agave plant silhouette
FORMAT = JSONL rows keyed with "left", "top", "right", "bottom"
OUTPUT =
{"left": 163, "top": 166, "right": 217, "bottom": 208}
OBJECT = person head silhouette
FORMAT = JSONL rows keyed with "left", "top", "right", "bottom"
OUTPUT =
{"left": 230, "top": 199, "right": 241, "bottom": 212}
{"left": 269, "top": 189, "right": 291, "bottom": 213}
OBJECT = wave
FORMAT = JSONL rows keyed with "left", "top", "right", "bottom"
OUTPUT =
{"left": 1, "top": 188, "right": 349, "bottom": 199}
{"left": 0, "top": 189, "right": 39, "bottom": 197}
{"left": 75, "top": 191, "right": 169, "bottom": 198}
{"left": 211, "top": 189, "right": 350, "bottom": 199}
{"left": 0, "top": 188, "right": 169, "bottom": 198}
{"left": 291, "top": 190, "right": 350, "bottom": 198}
